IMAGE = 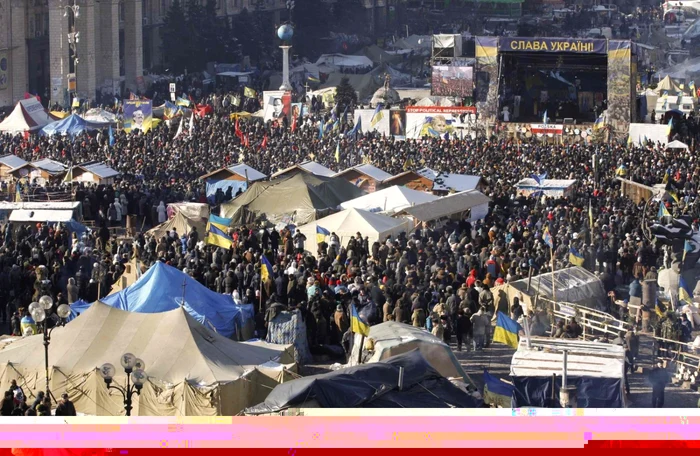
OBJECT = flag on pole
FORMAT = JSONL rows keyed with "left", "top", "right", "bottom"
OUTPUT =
{"left": 492, "top": 312, "right": 522, "bottom": 349}
{"left": 260, "top": 135, "right": 268, "bottom": 149}
{"left": 188, "top": 112, "right": 195, "bottom": 137}
{"left": 679, "top": 277, "right": 693, "bottom": 305}
{"left": 667, "top": 118, "right": 673, "bottom": 136}
{"left": 569, "top": 247, "right": 585, "bottom": 266}
{"left": 108, "top": 126, "right": 115, "bottom": 147}
{"left": 658, "top": 203, "right": 671, "bottom": 220}
{"left": 684, "top": 239, "right": 693, "bottom": 262}
{"left": 335, "top": 142, "right": 340, "bottom": 163}
{"left": 205, "top": 221, "right": 233, "bottom": 249}
{"left": 542, "top": 226, "right": 553, "bottom": 249}
{"left": 174, "top": 117, "right": 184, "bottom": 138}
{"left": 318, "top": 120, "right": 324, "bottom": 139}
{"left": 588, "top": 200, "right": 594, "bottom": 229}
{"left": 349, "top": 116, "right": 362, "bottom": 137}
{"left": 260, "top": 254, "right": 274, "bottom": 282}
{"left": 316, "top": 225, "right": 330, "bottom": 244}
{"left": 370, "top": 104, "right": 384, "bottom": 127}
{"left": 350, "top": 303, "right": 370, "bottom": 337}
{"left": 243, "top": 87, "right": 257, "bottom": 98}
{"left": 542, "top": 110, "right": 548, "bottom": 124}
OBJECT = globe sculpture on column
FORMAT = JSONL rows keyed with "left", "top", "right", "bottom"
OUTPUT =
{"left": 278, "top": 24, "right": 294, "bottom": 91}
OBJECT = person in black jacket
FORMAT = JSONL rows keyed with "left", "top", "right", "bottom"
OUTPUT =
{"left": 1, "top": 391, "right": 15, "bottom": 416}
{"left": 55, "top": 393, "right": 77, "bottom": 416}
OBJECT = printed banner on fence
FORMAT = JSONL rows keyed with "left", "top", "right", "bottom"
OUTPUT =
{"left": 498, "top": 37, "right": 608, "bottom": 54}
{"left": 405, "top": 106, "right": 477, "bottom": 139}
{"left": 123, "top": 99, "right": 153, "bottom": 133}
{"left": 405, "top": 106, "right": 477, "bottom": 114}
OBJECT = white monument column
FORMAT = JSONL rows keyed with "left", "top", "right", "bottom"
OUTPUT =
{"left": 279, "top": 45, "right": 292, "bottom": 91}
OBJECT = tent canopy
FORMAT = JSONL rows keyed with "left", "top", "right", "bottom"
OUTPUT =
{"left": 0, "top": 301, "right": 294, "bottom": 416}
{"left": 146, "top": 211, "right": 207, "bottom": 241}
{"left": 245, "top": 349, "right": 480, "bottom": 414}
{"left": 82, "top": 108, "right": 118, "bottom": 125}
{"left": 9, "top": 209, "right": 74, "bottom": 223}
{"left": 295, "top": 208, "right": 411, "bottom": 257}
{"left": 0, "top": 98, "right": 56, "bottom": 133}
{"left": 40, "top": 114, "right": 89, "bottom": 137}
{"left": 101, "top": 261, "right": 243, "bottom": 339}
{"left": 221, "top": 172, "right": 366, "bottom": 226}
{"left": 417, "top": 168, "right": 482, "bottom": 192}
{"left": 340, "top": 185, "right": 438, "bottom": 215}
{"left": 656, "top": 74, "right": 683, "bottom": 93}
{"left": 396, "top": 190, "right": 491, "bottom": 222}
{"left": 348, "top": 321, "right": 469, "bottom": 382}
{"left": 666, "top": 139, "right": 689, "bottom": 150}
{"left": 271, "top": 160, "right": 336, "bottom": 179}
{"left": 316, "top": 54, "right": 374, "bottom": 69}
{"left": 334, "top": 164, "right": 393, "bottom": 182}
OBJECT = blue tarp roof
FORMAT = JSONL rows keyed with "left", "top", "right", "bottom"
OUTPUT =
{"left": 68, "top": 299, "right": 92, "bottom": 322}
{"left": 101, "top": 261, "right": 242, "bottom": 338}
{"left": 40, "top": 114, "right": 88, "bottom": 137}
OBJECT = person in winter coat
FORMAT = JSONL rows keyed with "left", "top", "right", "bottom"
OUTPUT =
{"left": 156, "top": 201, "right": 167, "bottom": 224}
{"left": 455, "top": 309, "right": 472, "bottom": 351}
{"left": 471, "top": 307, "right": 489, "bottom": 350}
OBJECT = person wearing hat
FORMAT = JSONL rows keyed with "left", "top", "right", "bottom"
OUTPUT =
{"left": 55, "top": 393, "right": 77, "bottom": 416}
{"left": 334, "top": 304, "right": 349, "bottom": 337}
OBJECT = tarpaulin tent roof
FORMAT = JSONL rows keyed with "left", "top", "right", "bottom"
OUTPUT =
{"left": 656, "top": 75, "right": 683, "bottom": 93}
{"left": 0, "top": 302, "right": 295, "bottom": 416}
{"left": 75, "top": 162, "right": 120, "bottom": 179}
{"left": 295, "top": 208, "right": 411, "bottom": 258}
{"left": 666, "top": 139, "right": 689, "bottom": 150}
{"left": 271, "top": 160, "right": 336, "bottom": 179}
{"left": 40, "top": 114, "right": 90, "bottom": 137}
{"left": 0, "top": 98, "right": 56, "bottom": 133}
{"left": 395, "top": 190, "right": 491, "bottom": 222}
{"left": 334, "top": 164, "right": 393, "bottom": 182}
{"left": 245, "top": 349, "right": 481, "bottom": 414}
{"left": 0, "top": 154, "right": 28, "bottom": 170}
{"left": 82, "top": 108, "right": 118, "bottom": 125}
{"left": 417, "top": 168, "right": 482, "bottom": 192}
{"left": 340, "top": 185, "right": 438, "bottom": 215}
{"left": 316, "top": 54, "right": 374, "bottom": 68}
{"left": 31, "top": 158, "right": 67, "bottom": 175}
{"left": 101, "top": 261, "right": 242, "bottom": 338}
{"left": 494, "top": 266, "right": 606, "bottom": 312}
{"left": 146, "top": 211, "right": 207, "bottom": 241}
{"left": 220, "top": 172, "right": 366, "bottom": 226}
{"left": 348, "top": 321, "right": 469, "bottom": 383}
{"left": 9, "top": 209, "right": 74, "bottom": 223}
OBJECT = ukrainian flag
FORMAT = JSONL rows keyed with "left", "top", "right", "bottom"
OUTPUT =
{"left": 370, "top": 104, "right": 384, "bottom": 127}
{"left": 243, "top": 87, "right": 257, "bottom": 98}
{"left": 206, "top": 221, "right": 233, "bottom": 249}
{"left": 492, "top": 311, "right": 522, "bottom": 349}
{"left": 669, "top": 191, "right": 680, "bottom": 204}
{"left": 351, "top": 303, "right": 370, "bottom": 337}
{"left": 261, "top": 254, "right": 273, "bottom": 282}
{"left": 684, "top": 239, "right": 693, "bottom": 262}
{"left": 335, "top": 142, "right": 340, "bottom": 163}
{"left": 210, "top": 214, "right": 232, "bottom": 227}
{"left": 680, "top": 277, "right": 693, "bottom": 305}
{"left": 483, "top": 370, "right": 514, "bottom": 408}
{"left": 316, "top": 225, "right": 330, "bottom": 244}
{"left": 542, "top": 226, "right": 553, "bottom": 249}
{"left": 593, "top": 114, "right": 605, "bottom": 131}
{"left": 176, "top": 97, "right": 191, "bottom": 107}
{"left": 658, "top": 203, "right": 671, "bottom": 220}
{"left": 569, "top": 247, "right": 585, "bottom": 267}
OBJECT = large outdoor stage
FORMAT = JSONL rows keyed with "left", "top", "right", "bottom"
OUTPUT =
{"left": 474, "top": 37, "right": 638, "bottom": 139}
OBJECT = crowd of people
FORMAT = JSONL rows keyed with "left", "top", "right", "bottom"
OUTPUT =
{"left": 0, "top": 81, "right": 698, "bottom": 410}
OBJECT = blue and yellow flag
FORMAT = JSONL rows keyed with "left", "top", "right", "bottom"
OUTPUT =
{"left": 335, "top": 142, "right": 340, "bottom": 163}
{"left": 351, "top": 303, "right": 370, "bottom": 337}
{"left": 542, "top": 226, "right": 553, "bottom": 249}
{"left": 680, "top": 277, "right": 693, "bottom": 305}
{"left": 684, "top": 239, "right": 693, "bottom": 262}
{"left": 318, "top": 120, "right": 324, "bottom": 139}
{"left": 493, "top": 311, "right": 522, "bottom": 349}
{"left": 569, "top": 247, "right": 585, "bottom": 267}
{"left": 658, "top": 203, "right": 671, "bottom": 220}
{"left": 370, "top": 104, "right": 384, "bottom": 127}
{"left": 349, "top": 116, "right": 362, "bottom": 137}
{"left": 483, "top": 370, "right": 514, "bottom": 408}
{"left": 209, "top": 214, "right": 232, "bottom": 227}
{"left": 260, "top": 254, "right": 273, "bottom": 282}
{"left": 243, "top": 87, "right": 257, "bottom": 98}
{"left": 316, "top": 225, "right": 330, "bottom": 244}
{"left": 206, "top": 222, "right": 233, "bottom": 249}
{"left": 176, "top": 97, "right": 191, "bottom": 107}
{"left": 669, "top": 191, "right": 680, "bottom": 204}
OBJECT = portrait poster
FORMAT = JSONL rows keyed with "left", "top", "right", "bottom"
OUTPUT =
{"left": 123, "top": 100, "right": 153, "bottom": 133}
{"left": 389, "top": 109, "right": 406, "bottom": 138}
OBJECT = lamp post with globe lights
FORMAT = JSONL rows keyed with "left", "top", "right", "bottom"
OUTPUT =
{"left": 28, "top": 295, "right": 71, "bottom": 405}
{"left": 99, "top": 354, "right": 147, "bottom": 416}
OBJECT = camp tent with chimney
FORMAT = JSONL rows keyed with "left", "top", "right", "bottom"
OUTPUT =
{"left": 0, "top": 98, "right": 56, "bottom": 133}
{"left": 0, "top": 302, "right": 296, "bottom": 416}
{"left": 145, "top": 211, "right": 207, "bottom": 244}
{"left": 220, "top": 172, "right": 365, "bottom": 226}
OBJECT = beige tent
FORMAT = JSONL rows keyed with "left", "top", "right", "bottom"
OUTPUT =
{"left": 146, "top": 211, "right": 207, "bottom": 240}
{"left": 109, "top": 259, "right": 146, "bottom": 294}
{"left": 347, "top": 321, "right": 469, "bottom": 383}
{"left": 295, "top": 208, "right": 411, "bottom": 258}
{"left": 220, "top": 172, "right": 365, "bottom": 226}
{"left": 656, "top": 75, "right": 682, "bottom": 94}
{"left": 0, "top": 302, "right": 295, "bottom": 416}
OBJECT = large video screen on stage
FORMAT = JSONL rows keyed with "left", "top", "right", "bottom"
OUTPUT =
{"left": 431, "top": 65, "right": 474, "bottom": 97}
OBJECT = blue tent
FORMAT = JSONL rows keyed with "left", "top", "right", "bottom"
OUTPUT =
{"left": 40, "top": 114, "right": 88, "bottom": 137}
{"left": 101, "top": 261, "right": 243, "bottom": 339}
{"left": 67, "top": 299, "right": 92, "bottom": 322}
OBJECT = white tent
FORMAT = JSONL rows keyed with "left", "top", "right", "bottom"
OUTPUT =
{"left": 315, "top": 54, "right": 373, "bottom": 69}
{"left": 0, "top": 302, "right": 295, "bottom": 416}
{"left": 514, "top": 178, "right": 577, "bottom": 197}
{"left": 666, "top": 140, "right": 689, "bottom": 150}
{"left": 295, "top": 208, "right": 411, "bottom": 257}
{"left": 0, "top": 98, "right": 56, "bottom": 133}
{"left": 82, "top": 108, "right": 118, "bottom": 125}
{"left": 340, "top": 185, "right": 438, "bottom": 215}
{"left": 348, "top": 321, "right": 469, "bottom": 383}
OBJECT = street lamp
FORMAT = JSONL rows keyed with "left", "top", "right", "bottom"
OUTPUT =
{"left": 99, "top": 354, "right": 147, "bottom": 416}
{"left": 28, "top": 296, "right": 71, "bottom": 405}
